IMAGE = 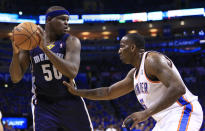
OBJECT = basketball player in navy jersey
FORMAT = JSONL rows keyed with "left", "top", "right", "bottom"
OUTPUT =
{"left": 9, "top": 6, "right": 93, "bottom": 131}
{"left": 63, "top": 33, "right": 203, "bottom": 131}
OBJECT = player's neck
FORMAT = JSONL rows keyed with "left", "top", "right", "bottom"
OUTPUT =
{"left": 133, "top": 52, "right": 144, "bottom": 69}
{"left": 45, "top": 28, "right": 58, "bottom": 43}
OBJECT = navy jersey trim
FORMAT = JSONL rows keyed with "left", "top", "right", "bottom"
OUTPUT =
{"left": 62, "top": 34, "right": 70, "bottom": 43}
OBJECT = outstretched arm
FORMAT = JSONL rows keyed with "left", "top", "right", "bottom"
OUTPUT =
{"left": 63, "top": 68, "right": 136, "bottom": 100}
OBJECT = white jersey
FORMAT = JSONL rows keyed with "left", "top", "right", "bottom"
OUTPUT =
{"left": 133, "top": 51, "right": 198, "bottom": 121}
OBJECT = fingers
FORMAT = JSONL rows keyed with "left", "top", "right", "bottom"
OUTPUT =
{"left": 122, "top": 117, "right": 134, "bottom": 129}
{"left": 123, "top": 115, "right": 132, "bottom": 125}
{"left": 63, "top": 81, "right": 78, "bottom": 96}
{"left": 63, "top": 81, "right": 72, "bottom": 88}
{"left": 10, "top": 27, "right": 20, "bottom": 53}
{"left": 130, "top": 121, "right": 138, "bottom": 130}
{"left": 122, "top": 117, "right": 138, "bottom": 130}
{"left": 37, "top": 25, "right": 44, "bottom": 35}
{"left": 36, "top": 25, "right": 45, "bottom": 41}
{"left": 10, "top": 28, "right": 14, "bottom": 42}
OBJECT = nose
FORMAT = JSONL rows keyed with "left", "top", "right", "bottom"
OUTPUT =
{"left": 64, "top": 20, "right": 68, "bottom": 26}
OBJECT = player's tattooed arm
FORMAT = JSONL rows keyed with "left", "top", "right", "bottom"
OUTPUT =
{"left": 63, "top": 68, "right": 135, "bottom": 100}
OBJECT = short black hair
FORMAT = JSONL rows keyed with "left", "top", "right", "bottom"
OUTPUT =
{"left": 125, "top": 33, "right": 145, "bottom": 49}
{"left": 46, "top": 6, "right": 66, "bottom": 14}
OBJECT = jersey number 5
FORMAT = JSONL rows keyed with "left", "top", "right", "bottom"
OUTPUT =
{"left": 41, "top": 64, "right": 62, "bottom": 81}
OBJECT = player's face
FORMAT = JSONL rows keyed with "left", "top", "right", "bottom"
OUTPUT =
{"left": 118, "top": 36, "right": 133, "bottom": 64}
{"left": 51, "top": 14, "right": 69, "bottom": 35}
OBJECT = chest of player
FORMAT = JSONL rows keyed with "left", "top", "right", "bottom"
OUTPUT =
{"left": 30, "top": 42, "right": 65, "bottom": 64}
{"left": 134, "top": 82, "right": 148, "bottom": 95}
{"left": 134, "top": 67, "right": 162, "bottom": 95}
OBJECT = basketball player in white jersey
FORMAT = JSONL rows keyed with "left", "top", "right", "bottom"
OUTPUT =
{"left": 0, "top": 111, "right": 3, "bottom": 131}
{"left": 63, "top": 33, "right": 203, "bottom": 131}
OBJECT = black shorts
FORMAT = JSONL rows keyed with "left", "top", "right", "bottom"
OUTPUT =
{"left": 32, "top": 95, "right": 93, "bottom": 131}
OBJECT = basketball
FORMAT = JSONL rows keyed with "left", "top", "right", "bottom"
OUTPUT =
{"left": 12, "top": 22, "right": 40, "bottom": 50}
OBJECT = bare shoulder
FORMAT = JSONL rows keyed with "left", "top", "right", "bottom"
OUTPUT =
{"left": 146, "top": 52, "right": 164, "bottom": 62}
{"left": 67, "top": 35, "right": 81, "bottom": 44}
{"left": 145, "top": 51, "right": 172, "bottom": 74}
{"left": 66, "top": 35, "right": 81, "bottom": 50}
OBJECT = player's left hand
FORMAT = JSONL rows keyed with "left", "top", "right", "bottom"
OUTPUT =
{"left": 36, "top": 25, "right": 46, "bottom": 50}
{"left": 122, "top": 110, "right": 149, "bottom": 130}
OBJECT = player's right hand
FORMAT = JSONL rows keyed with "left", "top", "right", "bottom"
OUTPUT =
{"left": 10, "top": 28, "right": 20, "bottom": 54}
{"left": 63, "top": 81, "right": 78, "bottom": 95}
{"left": 12, "top": 41, "right": 21, "bottom": 54}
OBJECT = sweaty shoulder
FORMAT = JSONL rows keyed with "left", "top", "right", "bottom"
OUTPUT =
{"left": 66, "top": 35, "right": 81, "bottom": 50}
{"left": 145, "top": 52, "right": 172, "bottom": 77}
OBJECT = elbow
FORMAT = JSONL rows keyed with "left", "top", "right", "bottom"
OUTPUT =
{"left": 9, "top": 72, "right": 21, "bottom": 84}
{"left": 70, "top": 66, "right": 79, "bottom": 79}
{"left": 67, "top": 69, "right": 78, "bottom": 79}
{"left": 10, "top": 77, "right": 21, "bottom": 83}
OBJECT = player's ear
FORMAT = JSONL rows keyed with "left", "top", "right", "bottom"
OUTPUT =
{"left": 131, "top": 44, "right": 136, "bottom": 52}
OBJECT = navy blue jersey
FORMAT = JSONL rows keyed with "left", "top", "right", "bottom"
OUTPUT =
{"left": 30, "top": 34, "right": 71, "bottom": 97}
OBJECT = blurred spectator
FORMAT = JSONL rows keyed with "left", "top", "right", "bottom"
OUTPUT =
{"left": 3, "top": 121, "right": 15, "bottom": 131}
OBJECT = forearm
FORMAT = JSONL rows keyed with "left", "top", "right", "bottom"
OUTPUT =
{"left": 145, "top": 86, "right": 185, "bottom": 117}
{"left": 9, "top": 54, "right": 24, "bottom": 83}
{"left": 74, "top": 87, "right": 112, "bottom": 100}
{"left": 42, "top": 47, "right": 78, "bottom": 79}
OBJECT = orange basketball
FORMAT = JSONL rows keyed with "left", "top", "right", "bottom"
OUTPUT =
{"left": 13, "top": 22, "right": 40, "bottom": 50}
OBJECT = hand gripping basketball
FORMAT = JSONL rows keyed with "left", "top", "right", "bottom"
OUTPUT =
{"left": 12, "top": 22, "right": 41, "bottom": 50}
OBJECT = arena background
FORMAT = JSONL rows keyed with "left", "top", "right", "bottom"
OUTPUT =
{"left": 0, "top": 0, "right": 204, "bottom": 130}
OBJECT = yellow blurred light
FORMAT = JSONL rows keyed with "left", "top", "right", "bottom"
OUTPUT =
{"left": 102, "top": 31, "right": 111, "bottom": 35}
{"left": 128, "top": 30, "right": 138, "bottom": 34}
{"left": 81, "top": 32, "right": 90, "bottom": 36}
{"left": 149, "top": 28, "right": 158, "bottom": 33}
{"left": 151, "top": 33, "right": 157, "bottom": 37}
{"left": 103, "top": 36, "right": 109, "bottom": 39}
{"left": 83, "top": 37, "right": 87, "bottom": 40}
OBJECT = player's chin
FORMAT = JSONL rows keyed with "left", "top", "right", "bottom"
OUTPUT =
{"left": 58, "top": 31, "right": 66, "bottom": 36}
{"left": 120, "top": 58, "right": 126, "bottom": 63}
{"left": 120, "top": 58, "right": 129, "bottom": 64}
{"left": 63, "top": 29, "right": 69, "bottom": 33}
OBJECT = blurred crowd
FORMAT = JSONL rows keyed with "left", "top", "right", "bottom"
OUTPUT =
{"left": 1, "top": 0, "right": 205, "bottom": 15}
